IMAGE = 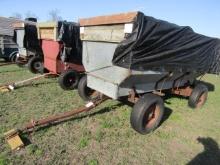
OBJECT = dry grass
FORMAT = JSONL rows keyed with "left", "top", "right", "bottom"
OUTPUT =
{"left": 0, "top": 63, "right": 220, "bottom": 165}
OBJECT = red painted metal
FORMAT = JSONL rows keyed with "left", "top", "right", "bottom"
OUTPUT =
{"left": 41, "top": 40, "right": 84, "bottom": 74}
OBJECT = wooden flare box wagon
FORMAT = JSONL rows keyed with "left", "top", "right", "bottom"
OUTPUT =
{"left": 77, "top": 12, "right": 219, "bottom": 134}
{"left": 0, "top": 35, "right": 18, "bottom": 62}
{"left": 35, "top": 21, "right": 85, "bottom": 90}
{"left": 0, "top": 17, "right": 19, "bottom": 62}
{"left": 13, "top": 18, "right": 43, "bottom": 66}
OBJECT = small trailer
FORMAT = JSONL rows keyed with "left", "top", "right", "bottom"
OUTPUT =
{"left": 33, "top": 21, "right": 85, "bottom": 90}
{"left": 77, "top": 12, "right": 220, "bottom": 134}
{"left": 0, "top": 17, "right": 19, "bottom": 62}
{"left": 13, "top": 18, "right": 43, "bottom": 67}
{"left": 0, "top": 35, "right": 18, "bottom": 62}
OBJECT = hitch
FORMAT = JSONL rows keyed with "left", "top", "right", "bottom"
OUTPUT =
{"left": 4, "top": 96, "right": 107, "bottom": 151}
{"left": 0, "top": 73, "right": 54, "bottom": 92}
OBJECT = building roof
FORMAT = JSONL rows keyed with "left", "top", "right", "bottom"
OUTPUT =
{"left": 0, "top": 17, "right": 23, "bottom": 36}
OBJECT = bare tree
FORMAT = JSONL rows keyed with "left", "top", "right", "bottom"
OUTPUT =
{"left": 25, "top": 11, "right": 38, "bottom": 19}
{"left": 11, "top": 12, "right": 23, "bottom": 20}
{"left": 48, "top": 9, "right": 63, "bottom": 21}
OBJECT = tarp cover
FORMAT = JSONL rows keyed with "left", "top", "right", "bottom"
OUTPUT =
{"left": 112, "top": 12, "right": 220, "bottom": 74}
{"left": 24, "top": 24, "right": 41, "bottom": 50}
{"left": 58, "top": 21, "right": 82, "bottom": 64}
{"left": 13, "top": 24, "right": 41, "bottom": 52}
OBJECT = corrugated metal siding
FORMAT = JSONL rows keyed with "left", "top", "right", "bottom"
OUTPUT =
{"left": 0, "top": 17, "right": 22, "bottom": 36}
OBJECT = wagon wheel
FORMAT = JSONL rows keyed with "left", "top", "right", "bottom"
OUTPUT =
{"left": 27, "top": 56, "right": 44, "bottom": 74}
{"left": 10, "top": 54, "right": 16, "bottom": 62}
{"left": 58, "top": 70, "right": 79, "bottom": 90}
{"left": 130, "top": 93, "right": 164, "bottom": 134}
{"left": 9, "top": 51, "right": 18, "bottom": 62}
{"left": 78, "top": 75, "right": 100, "bottom": 101}
{"left": 188, "top": 84, "right": 208, "bottom": 109}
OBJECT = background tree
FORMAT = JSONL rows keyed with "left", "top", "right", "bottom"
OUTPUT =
{"left": 48, "top": 9, "right": 63, "bottom": 21}
{"left": 11, "top": 12, "right": 23, "bottom": 20}
{"left": 25, "top": 11, "right": 39, "bottom": 19}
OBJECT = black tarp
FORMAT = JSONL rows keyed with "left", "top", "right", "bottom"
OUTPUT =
{"left": 112, "top": 12, "right": 220, "bottom": 74}
{"left": 13, "top": 23, "right": 42, "bottom": 54}
{"left": 24, "top": 24, "right": 41, "bottom": 50}
{"left": 58, "top": 21, "right": 82, "bottom": 64}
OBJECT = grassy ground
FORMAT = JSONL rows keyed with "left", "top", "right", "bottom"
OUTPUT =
{"left": 0, "top": 63, "right": 220, "bottom": 165}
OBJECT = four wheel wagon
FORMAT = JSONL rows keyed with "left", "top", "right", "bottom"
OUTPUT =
{"left": 1, "top": 12, "right": 220, "bottom": 136}
{"left": 13, "top": 18, "right": 43, "bottom": 67}
{"left": 34, "top": 21, "right": 85, "bottom": 90}
{"left": 0, "top": 35, "right": 18, "bottom": 62}
{"left": 78, "top": 12, "right": 220, "bottom": 134}
{"left": 0, "top": 17, "right": 19, "bottom": 62}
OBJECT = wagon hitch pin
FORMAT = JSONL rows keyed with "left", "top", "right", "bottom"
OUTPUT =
{"left": 4, "top": 97, "right": 108, "bottom": 151}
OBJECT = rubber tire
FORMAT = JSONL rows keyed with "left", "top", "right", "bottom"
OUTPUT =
{"left": 188, "top": 84, "right": 208, "bottom": 109}
{"left": 130, "top": 93, "right": 164, "bottom": 134}
{"left": 27, "top": 56, "right": 44, "bottom": 74}
{"left": 10, "top": 53, "right": 17, "bottom": 62}
{"left": 78, "top": 75, "right": 98, "bottom": 101}
{"left": 58, "top": 70, "right": 79, "bottom": 90}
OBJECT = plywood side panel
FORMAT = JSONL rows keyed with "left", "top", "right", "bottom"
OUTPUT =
{"left": 37, "top": 22, "right": 58, "bottom": 40}
{"left": 81, "top": 25, "right": 125, "bottom": 42}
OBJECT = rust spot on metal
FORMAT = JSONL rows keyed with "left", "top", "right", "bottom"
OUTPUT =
{"left": 128, "top": 88, "right": 139, "bottom": 103}
{"left": 196, "top": 92, "right": 208, "bottom": 108}
{"left": 172, "top": 86, "right": 193, "bottom": 97}
{"left": 145, "top": 104, "right": 160, "bottom": 128}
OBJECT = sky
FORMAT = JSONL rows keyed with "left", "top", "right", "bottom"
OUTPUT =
{"left": 0, "top": 0, "right": 220, "bottom": 38}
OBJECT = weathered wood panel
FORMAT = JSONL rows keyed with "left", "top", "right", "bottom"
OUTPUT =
{"left": 79, "top": 12, "right": 137, "bottom": 26}
{"left": 81, "top": 24, "right": 125, "bottom": 42}
{"left": 37, "top": 22, "right": 58, "bottom": 40}
{"left": 13, "top": 21, "right": 36, "bottom": 28}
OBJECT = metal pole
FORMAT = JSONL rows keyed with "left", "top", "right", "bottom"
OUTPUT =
{"left": 21, "top": 98, "right": 107, "bottom": 132}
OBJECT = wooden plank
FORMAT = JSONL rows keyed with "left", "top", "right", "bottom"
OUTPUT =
{"left": 81, "top": 24, "right": 125, "bottom": 42}
{"left": 79, "top": 12, "right": 137, "bottom": 26}
{"left": 37, "top": 22, "right": 58, "bottom": 40}
{"left": 38, "top": 28, "right": 55, "bottom": 40}
{"left": 37, "top": 22, "right": 58, "bottom": 28}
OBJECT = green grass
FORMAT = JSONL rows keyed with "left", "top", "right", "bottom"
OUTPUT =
{"left": 0, "top": 63, "right": 220, "bottom": 164}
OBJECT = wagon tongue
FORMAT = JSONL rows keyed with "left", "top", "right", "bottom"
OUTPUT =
{"left": 4, "top": 96, "right": 107, "bottom": 151}
{"left": 0, "top": 73, "right": 53, "bottom": 93}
